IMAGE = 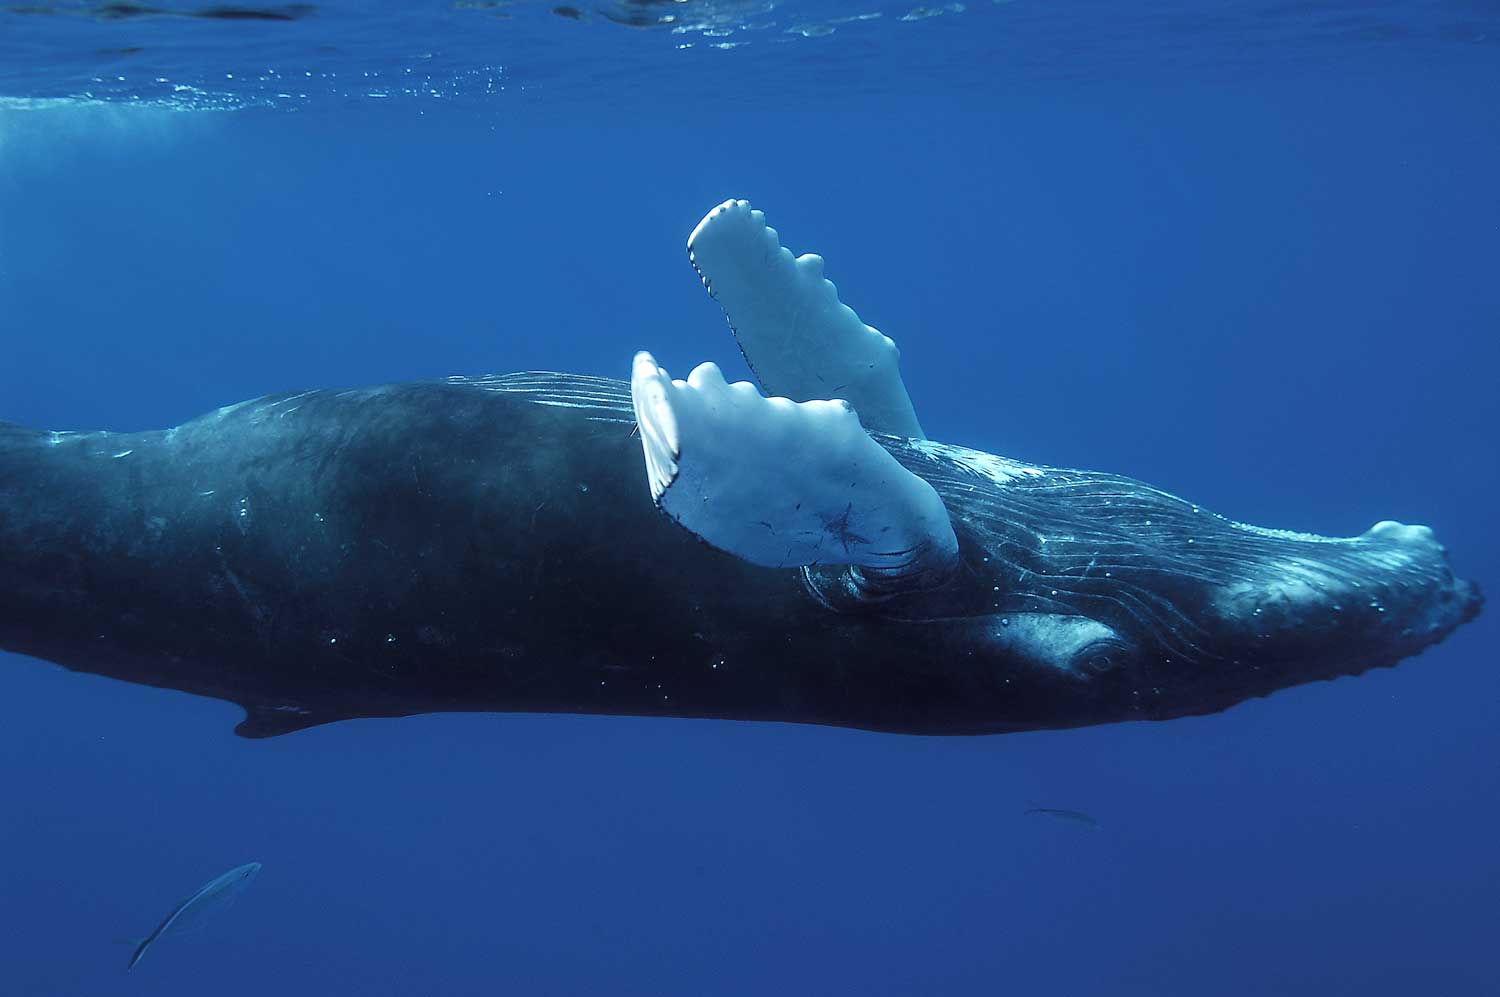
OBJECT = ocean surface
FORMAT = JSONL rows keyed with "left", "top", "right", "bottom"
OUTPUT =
{"left": 1, "top": 2, "right": 1496, "bottom": 994}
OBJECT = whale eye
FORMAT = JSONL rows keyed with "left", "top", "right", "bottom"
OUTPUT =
{"left": 987, "top": 613, "right": 1133, "bottom": 678}
{"left": 1073, "top": 640, "right": 1132, "bottom": 676}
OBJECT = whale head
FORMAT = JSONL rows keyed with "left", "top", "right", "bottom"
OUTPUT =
{"left": 839, "top": 441, "right": 1484, "bottom": 731}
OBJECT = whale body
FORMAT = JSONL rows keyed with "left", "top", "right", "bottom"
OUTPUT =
{"left": 0, "top": 371, "right": 1480, "bottom": 738}
{"left": 0, "top": 198, "right": 1482, "bottom": 738}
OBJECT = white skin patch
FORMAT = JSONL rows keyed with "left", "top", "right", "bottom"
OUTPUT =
{"left": 1212, "top": 519, "right": 1448, "bottom": 625}
{"left": 989, "top": 613, "right": 1125, "bottom": 677}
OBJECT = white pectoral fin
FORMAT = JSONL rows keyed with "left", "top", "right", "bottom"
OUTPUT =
{"left": 630, "top": 352, "right": 956, "bottom": 594}
{"left": 687, "top": 198, "right": 925, "bottom": 440}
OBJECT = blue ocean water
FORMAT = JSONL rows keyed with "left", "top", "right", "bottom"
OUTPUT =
{"left": 1, "top": 2, "right": 1496, "bottom": 994}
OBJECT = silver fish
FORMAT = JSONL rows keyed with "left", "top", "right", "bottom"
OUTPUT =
{"left": 127, "top": 862, "right": 262, "bottom": 970}
{"left": 1023, "top": 806, "right": 1101, "bottom": 830}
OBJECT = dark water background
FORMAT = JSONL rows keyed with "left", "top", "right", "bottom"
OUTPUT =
{"left": 1, "top": 2, "right": 1497, "bottom": 993}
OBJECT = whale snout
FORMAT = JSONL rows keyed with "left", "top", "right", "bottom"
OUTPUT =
{"left": 1208, "top": 519, "right": 1481, "bottom": 672}
{"left": 1453, "top": 575, "right": 1484, "bottom": 625}
{"left": 1434, "top": 566, "right": 1482, "bottom": 629}
{"left": 1357, "top": 519, "right": 1481, "bottom": 635}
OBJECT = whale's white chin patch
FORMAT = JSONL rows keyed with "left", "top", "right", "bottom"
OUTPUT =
{"left": 629, "top": 352, "right": 957, "bottom": 589}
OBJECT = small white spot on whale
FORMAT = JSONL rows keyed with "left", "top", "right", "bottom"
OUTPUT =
{"left": 112, "top": 449, "right": 134, "bottom": 459}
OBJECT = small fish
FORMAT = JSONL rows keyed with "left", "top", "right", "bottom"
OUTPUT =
{"left": 1024, "top": 806, "right": 1101, "bottom": 830}
{"left": 127, "top": 861, "right": 262, "bottom": 970}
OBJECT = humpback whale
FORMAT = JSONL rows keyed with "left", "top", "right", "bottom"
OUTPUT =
{"left": 0, "top": 199, "right": 1481, "bottom": 738}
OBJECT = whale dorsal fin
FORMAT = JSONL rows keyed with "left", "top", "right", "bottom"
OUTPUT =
{"left": 687, "top": 199, "right": 925, "bottom": 440}
{"left": 630, "top": 352, "right": 956, "bottom": 598}
{"left": 233, "top": 703, "right": 342, "bottom": 739}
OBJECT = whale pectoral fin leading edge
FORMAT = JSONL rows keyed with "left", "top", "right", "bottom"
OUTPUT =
{"left": 629, "top": 351, "right": 957, "bottom": 597}
{"left": 687, "top": 198, "right": 925, "bottom": 440}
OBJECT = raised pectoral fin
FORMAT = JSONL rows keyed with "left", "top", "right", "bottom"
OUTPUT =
{"left": 687, "top": 199, "right": 924, "bottom": 440}
{"left": 630, "top": 352, "right": 956, "bottom": 596}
